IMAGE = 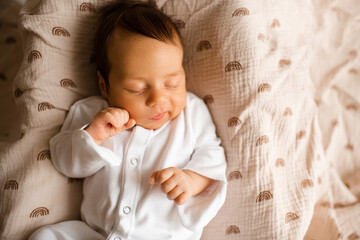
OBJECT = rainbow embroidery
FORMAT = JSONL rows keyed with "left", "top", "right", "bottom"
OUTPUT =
{"left": 345, "top": 144, "right": 354, "bottom": 151}
{"left": 228, "top": 171, "right": 242, "bottom": 181}
{"left": 37, "top": 150, "right": 51, "bottom": 161}
{"left": 52, "top": 27, "right": 71, "bottom": 37}
{"left": 174, "top": 20, "right": 185, "bottom": 28}
{"left": 38, "top": 102, "right": 55, "bottom": 112}
{"left": 197, "top": 40, "right": 212, "bottom": 51}
{"left": 285, "top": 212, "right": 299, "bottom": 223}
{"left": 203, "top": 95, "right": 214, "bottom": 104}
{"left": 232, "top": 8, "right": 249, "bottom": 17}
{"left": 279, "top": 59, "right": 291, "bottom": 68}
{"left": 258, "top": 33, "right": 265, "bottom": 42}
{"left": 348, "top": 233, "right": 360, "bottom": 240}
{"left": 4, "top": 180, "right": 18, "bottom": 190}
{"left": 258, "top": 83, "right": 272, "bottom": 93}
{"left": 349, "top": 50, "right": 357, "bottom": 58}
{"left": 27, "top": 50, "right": 42, "bottom": 63}
{"left": 60, "top": 79, "right": 77, "bottom": 88}
{"left": 348, "top": 68, "right": 358, "bottom": 74}
{"left": 225, "top": 61, "right": 242, "bottom": 72}
{"left": 346, "top": 104, "right": 357, "bottom": 110}
{"left": 256, "top": 135, "right": 269, "bottom": 146}
{"left": 256, "top": 191, "right": 273, "bottom": 203}
{"left": 296, "top": 130, "right": 306, "bottom": 140}
{"left": 271, "top": 18, "right": 280, "bottom": 28}
{"left": 30, "top": 207, "right": 49, "bottom": 218}
{"left": 80, "top": 2, "right": 96, "bottom": 12}
{"left": 226, "top": 225, "right": 240, "bottom": 235}
{"left": 283, "top": 107, "right": 293, "bottom": 116}
{"left": 301, "top": 179, "right": 314, "bottom": 188}
{"left": 228, "top": 117, "right": 241, "bottom": 127}
{"left": 275, "top": 158, "right": 285, "bottom": 167}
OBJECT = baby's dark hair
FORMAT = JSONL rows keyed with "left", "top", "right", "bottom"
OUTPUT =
{"left": 93, "top": 0, "right": 182, "bottom": 89}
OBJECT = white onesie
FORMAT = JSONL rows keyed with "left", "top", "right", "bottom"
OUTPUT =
{"left": 30, "top": 92, "right": 227, "bottom": 240}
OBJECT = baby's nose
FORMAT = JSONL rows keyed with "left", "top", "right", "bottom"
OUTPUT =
{"left": 146, "top": 89, "right": 167, "bottom": 108}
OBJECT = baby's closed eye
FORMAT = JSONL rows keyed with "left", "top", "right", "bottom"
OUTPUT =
{"left": 164, "top": 79, "right": 180, "bottom": 88}
{"left": 126, "top": 88, "right": 146, "bottom": 95}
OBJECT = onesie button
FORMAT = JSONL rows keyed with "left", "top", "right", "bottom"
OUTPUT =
{"left": 130, "top": 158, "right": 138, "bottom": 166}
{"left": 123, "top": 206, "right": 131, "bottom": 214}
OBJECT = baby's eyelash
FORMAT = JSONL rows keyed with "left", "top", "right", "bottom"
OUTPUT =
{"left": 165, "top": 85, "right": 178, "bottom": 89}
{"left": 164, "top": 81, "right": 179, "bottom": 88}
{"left": 127, "top": 89, "right": 146, "bottom": 95}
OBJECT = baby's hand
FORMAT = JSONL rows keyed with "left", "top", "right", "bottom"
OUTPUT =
{"left": 149, "top": 167, "right": 194, "bottom": 205}
{"left": 85, "top": 107, "right": 136, "bottom": 145}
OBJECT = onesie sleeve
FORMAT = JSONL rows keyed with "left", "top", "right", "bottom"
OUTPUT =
{"left": 49, "top": 97, "right": 120, "bottom": 178}
{"left": 177, "top": 93, "right": 227, "bottom": 232}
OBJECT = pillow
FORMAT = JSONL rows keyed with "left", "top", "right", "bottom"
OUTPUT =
{"left": 160, "top": 0, "right": 324, "bottom": 238}
{"left": 1, "top": 0, "right": 100, "bottom": 238}
{"left": 1, "top": 0, "right": 324, "bottom": 239}
{"left": 304, "top": 0, "right": 360, "bottom": 238}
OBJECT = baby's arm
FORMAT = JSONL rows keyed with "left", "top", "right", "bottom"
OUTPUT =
{"left": 85, "top": 107, "right": 136, "bottom": 145}
{"left": 149, "top": 167, "right": 215, "bottom": 205}
{"left": 50, "top": 97, "right": 135, "bottom": 178}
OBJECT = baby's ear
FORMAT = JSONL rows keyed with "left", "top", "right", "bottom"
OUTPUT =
{"left": 97, "top": 71, "right": 108, "bottom": 98}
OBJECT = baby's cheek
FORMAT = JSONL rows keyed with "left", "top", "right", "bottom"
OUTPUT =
{"left": 171, "top": 99, "right": 186, "bottom": 118}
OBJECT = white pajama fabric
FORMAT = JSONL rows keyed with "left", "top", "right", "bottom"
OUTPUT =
{"left": 31, "top": 92, "right": 227, "bottom": 240}
{"left": 29, "top": 221, "right": 105, "bottom": 240}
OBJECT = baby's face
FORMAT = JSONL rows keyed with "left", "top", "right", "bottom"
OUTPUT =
{"left": 99, "top": 30, "right": 186, "bottom": 130}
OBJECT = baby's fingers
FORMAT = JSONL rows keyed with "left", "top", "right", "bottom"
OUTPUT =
{"left": 102, "top": 110, "right": 121, "bottom": 128}
{"left": 174, "top": 192, "right": 191, "bottom": 205}
{"left": 155, "top": 167, "right": 176, "bottom": 184}
{"left": 123, "top": 119, "right": 136, "bottom": 130}
{"left": 149, "top": 171, "right": 158, "bottom": 184}
{"left": 110, "top": 108, "right": 129, "bottom": 127}
{"left": 167, "top": 186, "right": 183, "bottom": 200}
{"left": 149, "top": 167, "right": 176, "bottom": 185}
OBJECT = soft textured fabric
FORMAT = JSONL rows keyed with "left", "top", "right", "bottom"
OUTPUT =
{"left": 29, "top": 221, "right": 105, "bottom": 240}
{"left": 1, "top": 0, "right": 359, "bottom": 239}
{"left": 42, "top": 92, "right": 227, "bottom": 240}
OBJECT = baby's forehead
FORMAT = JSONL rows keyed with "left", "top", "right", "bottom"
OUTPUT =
{"left": 108, "top": 26, "right": 183, "bottom": 48}
{"left": 105, "top": 30, "right": 184, "bottom": 67}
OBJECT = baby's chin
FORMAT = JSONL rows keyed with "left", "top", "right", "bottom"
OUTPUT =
{"left": 135, "top": 121, "right": 167, "bottom": 130}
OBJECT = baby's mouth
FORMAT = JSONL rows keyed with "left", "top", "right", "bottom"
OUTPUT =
{"left": 150, "top": 112, "right": 167, "bottom": 121}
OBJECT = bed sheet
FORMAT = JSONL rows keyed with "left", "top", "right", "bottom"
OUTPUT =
{"left": 305, "top": 0, "right": 360, "bottom": 238}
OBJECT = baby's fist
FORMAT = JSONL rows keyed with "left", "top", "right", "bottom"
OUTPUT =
{"left": 85, "top": 107, "right": 136, "bottom": 145}
{"left": 149, "top": 167, "right": 194, "bottom": 205}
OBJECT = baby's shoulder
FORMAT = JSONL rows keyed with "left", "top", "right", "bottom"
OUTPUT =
{"left": 183, "top": 92, "right": 215, "bottom": 129}
{"left": 185, "top": 91, "right": 209, "bottom": 113}
{"left": 70, "top": 95, "right": 108, "bottom": 113}
{"left": 71, "top": 95, "right": 108, "bottom": 109}
{"left": 68, "top": 95, "right": 109, "bottom": 119}
{"left": 186, "top": 92, "right": 205, "bottom": 108}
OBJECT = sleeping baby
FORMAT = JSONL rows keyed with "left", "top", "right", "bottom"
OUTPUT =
{"left": 29, "top": 1, "right": 227, "bottom": 239}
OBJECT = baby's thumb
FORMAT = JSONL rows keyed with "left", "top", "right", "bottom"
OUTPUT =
{"left": 124, "top": 119, "right": 136, "bottom": 129}
{"left": 149, "top": 171, "right": 158, "bottom": 184}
